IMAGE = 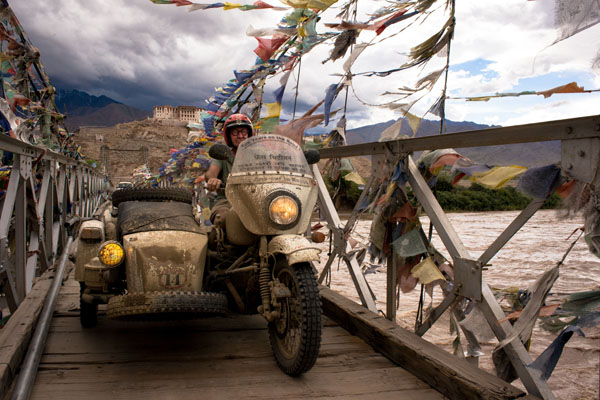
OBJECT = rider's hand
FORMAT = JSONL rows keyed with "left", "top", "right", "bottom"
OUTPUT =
{"left": 206, "top": 178, "right": 222, "bottom": 192}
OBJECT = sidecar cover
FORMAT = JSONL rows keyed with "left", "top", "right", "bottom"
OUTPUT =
{"left": 118, "top": 201, "right": 203, "bottom": 235}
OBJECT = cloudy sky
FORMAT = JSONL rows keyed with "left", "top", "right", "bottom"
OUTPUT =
{"left": 10, "top": 0, "right": 600, "bottom": 130}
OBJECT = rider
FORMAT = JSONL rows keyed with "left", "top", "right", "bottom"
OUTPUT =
{"left": 204, "top": 113, "right": 254, "bottom": 226}
{"left": 205, "top": 113, "right": 253, "bottom": 192}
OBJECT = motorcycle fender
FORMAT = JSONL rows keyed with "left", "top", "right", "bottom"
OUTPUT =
{"left": 268, "top": 234, "right": 321, "bottom": 265}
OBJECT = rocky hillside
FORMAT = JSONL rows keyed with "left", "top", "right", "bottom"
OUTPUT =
{"left": 76, "top": 119, "right": 189, "bottom": 184}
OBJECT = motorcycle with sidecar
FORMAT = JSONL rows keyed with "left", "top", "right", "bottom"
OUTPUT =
{"left": 75, "top": 134, "right": 323, "bottom": 375}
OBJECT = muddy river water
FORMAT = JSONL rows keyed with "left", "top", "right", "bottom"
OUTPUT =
{"left": 313, "top": 209, "right": 600, "bottom": 400}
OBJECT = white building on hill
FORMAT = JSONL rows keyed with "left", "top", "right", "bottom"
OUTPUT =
{"left": 153, "top": 105, "right": 203, "bottom": 123}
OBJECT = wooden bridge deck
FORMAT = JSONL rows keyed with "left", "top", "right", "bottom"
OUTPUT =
{"left": 1, "top": 267, "right": 530, "bottom": 400}
{"left": 31, "top": 274, "right": 443, "bottom": 400}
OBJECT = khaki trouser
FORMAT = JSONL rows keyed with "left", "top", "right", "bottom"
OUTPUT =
{"left": 210, "top": 198, "right": 230, "bottom": 227}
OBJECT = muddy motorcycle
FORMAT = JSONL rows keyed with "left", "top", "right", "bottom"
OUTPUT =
{"left": 75, "top": 134, "right": 323, "bottom": 376}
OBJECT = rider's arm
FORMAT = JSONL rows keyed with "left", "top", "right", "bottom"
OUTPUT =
{"left": 205, "top": 162, "right": 222, "bottom": 192}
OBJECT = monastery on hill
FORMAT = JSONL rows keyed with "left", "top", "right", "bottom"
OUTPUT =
{"left": 153, "top": 105, "right": 203, "bottom": 123}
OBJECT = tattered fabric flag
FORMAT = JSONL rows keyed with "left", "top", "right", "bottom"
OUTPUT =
{"left": 246, "top": 25, "right": 296, "bottom": 37}
{"left": 427, "top": 94, "right": 445, "bottom": 118}
{"left": 405, "top": 112, "right": 422, "bottom": 136}
{"left": 307, "top": 0, "right": 338, "bottom": 11}
{"left": 537, "top": 81, "right": 587, "bottom": 98}
{"left": 430, "top": 153, "right": 461, "bottom": 175}
{"left": 411, "top": 256, "right": 445, "bottom": 285}
{"left": 516, "top": 164, "right": 561, "bottom": 199}
{"left": 554, "top": 0, "right": 600, "bottom": 43}
{"left": 254, "top": 36, "right": 289, "bottom": 62}
{"left": 529, "top": 325, "right": 585, "bottom": 381}
{"left": 325, "top": 20, "right": 371, "bottom": 31}
{"left": 192, "top": 3, "right": 225, "bottom": 10}
{"left": 419, "top": 148, "right": 459, "bottom": 170}
{"left": 392, "top": 228, "right": 427, "bottom": 257}
{"left": 279, "top": 69, "right": 293, "bottom": 86}
{"left": 259, "top": 116, "right": 280, "bottom": 133}
{"left": 343, "top": 43, "right": 368, "bottom": 73}
{"left": 223, "top": 2, "right": 242, "bottom": 9}
{"left": 372, "top": 9, "right": 417, "bottom": 35}
{"left": 149, "top": 0, "right": 192, "bottom": 4}
{"left": 234, "top": 69, "right": 255, "bottom": 83}
{"left": 273, "top": 114, "right": 324, "bottom": 144}
{"left": 343, "top": 171, "right": 365, "bottom": 185}
{"left": 323, "top": 83, "right": 341, "bottom": 126}
{"left": 263, "top": 102, "right": 281, "bottom": 118}
{"left": 496, "top": 265, "right": 559, "bottom": 351}
{"left": 593, "top": 47, "right": 600, "bottom": 74}
{"left": 273, "top": 85, "right": 286, "bottom": 103}
{"left": 471, "top": 166, "right": 527, "bottom": 189}
{"left": 327, "top": 29, "right": 358, "bottom": 62}
{"left": 378, "top": 119, "right": 403, "bottom": 142}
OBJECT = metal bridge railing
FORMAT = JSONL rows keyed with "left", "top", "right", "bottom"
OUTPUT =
{"left": 315, "top": 114, "right": 600, "bottom": 400}
{"left": 0, "top": 134, "right": 109, "bottom": 313}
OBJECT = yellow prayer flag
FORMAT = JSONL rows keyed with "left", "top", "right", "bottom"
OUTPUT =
{"left": 411, "top": 256, "right": 445, "bottom": 285}
{"left": 471, "top": 166, "right": 527, "bottom": 189}
{"left": 281, "top": 0, "right": 309, "bottom": 8}
{"left": 223, "top": 2, "right": 242, "bottom": 10}
{"left": 263, "top": 102, "right": 282, "bottom": 118}
{"left": 405, "top": 112, "right": 422, "bottom": 137}
{"left": 307, "top": 0, "right": 338, "bottom": 10}
{"left": 343, "top": 171, "right": 366, "bottom": 185}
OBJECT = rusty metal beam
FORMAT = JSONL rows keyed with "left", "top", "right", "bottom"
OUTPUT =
{"left": 319, "top": 114, "right": 600, "bottom": 159}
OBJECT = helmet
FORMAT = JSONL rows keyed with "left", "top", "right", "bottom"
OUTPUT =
{"left": 223, "top": 113, "right": 253, "bottom": 147}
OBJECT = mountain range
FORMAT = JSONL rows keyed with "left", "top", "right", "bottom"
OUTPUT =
{"left": 346, "top": 118, "right": 560, "bottom": 167}
{"left": 57, "top": 88, "right": 559, "bottom": 167}
{"left": 55, "top": 89, "right": 152, "bottom": 131}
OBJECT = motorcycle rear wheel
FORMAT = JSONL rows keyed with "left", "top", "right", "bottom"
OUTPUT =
{"left": 268, "top": 260, "right": 322, "bottom": 376}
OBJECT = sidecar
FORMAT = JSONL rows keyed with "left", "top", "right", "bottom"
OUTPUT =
{"left": 75, "top": 187, "right": 227, "bottom": 327}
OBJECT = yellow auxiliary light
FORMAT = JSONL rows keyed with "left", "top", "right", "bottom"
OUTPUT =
{"left": 98, "top": 241, "right": 124, "bottom": 267}
{"left": 269, "top": 195, "right": 299, "bottom": 226}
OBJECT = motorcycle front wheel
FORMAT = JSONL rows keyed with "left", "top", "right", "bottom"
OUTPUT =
{"left": 268, "top": 260, "right": 322, "bottom": 376}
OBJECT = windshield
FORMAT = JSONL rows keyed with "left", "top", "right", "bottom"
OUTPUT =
{"left": 231, "top": 134, "right": 312, "bottom": 175}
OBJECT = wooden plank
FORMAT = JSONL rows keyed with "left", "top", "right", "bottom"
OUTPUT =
{"left": 0, "top": 269, "right": 54, "bottom": 398}
{"left": 320, "top": 287, "right": 528, "bottom": 400}
{"left": 22, "top": 282, "right": 446, "bottom": 400}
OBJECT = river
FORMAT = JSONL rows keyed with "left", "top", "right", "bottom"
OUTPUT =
{"left": 313, "top": 209, "right": 600, "bottom": 400}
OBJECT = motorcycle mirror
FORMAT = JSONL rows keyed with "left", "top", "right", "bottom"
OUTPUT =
{"left": 209, "top": 143, "right": 234, "bottom": 162}
{"left": 304, "top": 149, "right": 320, "bottom": 165}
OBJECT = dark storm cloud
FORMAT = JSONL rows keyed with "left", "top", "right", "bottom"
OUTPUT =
{"left": 10, "top": 0, "right": 275, "bottom": 110}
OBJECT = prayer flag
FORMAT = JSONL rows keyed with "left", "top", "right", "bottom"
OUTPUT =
{"left": 411, "top": 256, "right": 445, "bottom": 284}
{"left": 471, "top": 166, "right": 527, "bottom": 189}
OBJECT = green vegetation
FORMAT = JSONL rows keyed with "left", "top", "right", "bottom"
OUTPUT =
{"left": 325, "top": 174, "right": 562, "bottom": 212}
{"left": 431, "top": 176, "right": 561, "bottom": 211}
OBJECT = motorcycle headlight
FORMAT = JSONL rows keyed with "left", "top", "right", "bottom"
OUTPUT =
{"left": 268, "top": 195, "right": 299, "bottom": 227}
{"left": 98, "top": 241, "right": 124, "bottom": 267}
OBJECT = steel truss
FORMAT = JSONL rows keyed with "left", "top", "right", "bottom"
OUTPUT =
{"left": 314, "top": 114, "right": 600, "bottom": 400}
{"left": 0, "top": 134, "right": 109, "bottom": 312}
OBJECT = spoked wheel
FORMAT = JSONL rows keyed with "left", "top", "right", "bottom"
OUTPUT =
{"left": 268, "top": 260, "right": 322, "bottom": 376}
{"left": 79, "top": 283, "right": 98, "bottom": 328}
